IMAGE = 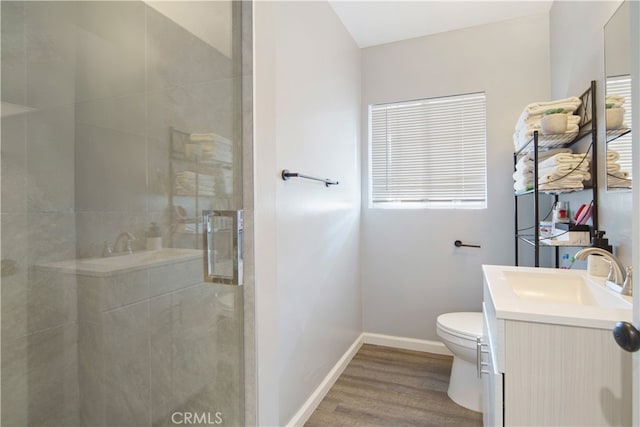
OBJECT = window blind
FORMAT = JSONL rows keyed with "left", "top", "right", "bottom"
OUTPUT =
{"left": 370, "top": 93, "right": 487, "bottom": 207}
{"left": 606, "top": 76, "right": 632, "bottom": 181}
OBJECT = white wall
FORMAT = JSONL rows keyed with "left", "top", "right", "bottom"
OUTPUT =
{"left": 253, "top": 2, "right": 362, "bottom": 425}
{"left": 549, "top": 1, "right": 632, "bottom": 268}
{"left": 361, "top": 14, "right": 550, "bottom": 341}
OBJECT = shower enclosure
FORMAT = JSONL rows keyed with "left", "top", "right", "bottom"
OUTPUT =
{"left": 1, "top": 1, "right": 253, "bottom": 425}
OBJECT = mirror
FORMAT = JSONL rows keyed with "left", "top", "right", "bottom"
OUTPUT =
{"left": 604, "top": 1, "right": 632, "bottom": 190}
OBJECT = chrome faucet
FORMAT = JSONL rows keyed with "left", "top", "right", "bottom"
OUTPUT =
{"left": 574, "top": 247, "right": 632, "bottom": 296}
{"left": 111, "top": 231, "right": 136, "bottom": 255}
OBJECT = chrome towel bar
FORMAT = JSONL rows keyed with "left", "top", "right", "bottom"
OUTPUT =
{"left": 281, "top": 169, "right": 339, "bottom": 187}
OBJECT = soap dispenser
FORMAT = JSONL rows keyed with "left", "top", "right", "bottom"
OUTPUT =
{"left": 591, "top": 230, "right": 613, "bottom": 252}
{"left": 146, "top": 222, "right": 162, "bottom": 250}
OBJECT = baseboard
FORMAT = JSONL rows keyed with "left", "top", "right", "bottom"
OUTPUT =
{"left": 363, "top": 332, "right": 453, "bottom": 356}
{"left": 286, "top": 333, "right": 364, "bottom": 427}
{"left": 286, "top": 332, "right": 452, "bottom": 426}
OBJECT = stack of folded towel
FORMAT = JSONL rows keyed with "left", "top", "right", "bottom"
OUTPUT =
{"left": 513, "top": 148, "right": 570, "bottom": 193}
{"left": 538, "top": 152, "right": 591, "bottom": 193}
{"left": 175, "top": 171, "right": 216, "bottom": 196}
{"left": 513, "top": 97, "right": 582, "bottom": 152}
{"left": 513, "top": 148, "right": 591, "bottom": 194}
{"left": 606, "top": 150, "right": 632, "bottom": 189}
{"left": 189, "top": 133, "right": 233, "bottom": 164}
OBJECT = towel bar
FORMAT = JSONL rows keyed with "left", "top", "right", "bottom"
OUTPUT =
{"left": 281, "top": 169, "right": 338, "bottom": 187}
{"left": 454, "top": 240, "right": 481, "bottom": 248}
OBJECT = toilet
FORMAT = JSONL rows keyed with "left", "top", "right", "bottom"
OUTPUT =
{"left": 436, "top": 312, "right": 484, "bottom": 412}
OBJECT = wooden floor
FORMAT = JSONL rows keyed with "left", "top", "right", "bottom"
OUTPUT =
{"left": 305, "top": 344, "right": 483, "bottom": 427}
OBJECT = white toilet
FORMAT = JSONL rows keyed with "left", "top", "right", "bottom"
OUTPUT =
{"left": 436, "top": 312, "right": 483, "bottom": 412}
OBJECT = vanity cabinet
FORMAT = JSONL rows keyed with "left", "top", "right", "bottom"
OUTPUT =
{"left": 481, "top": 277, "right": 631, "bottom": 426}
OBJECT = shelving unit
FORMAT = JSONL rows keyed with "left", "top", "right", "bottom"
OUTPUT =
{"left": 169, "top": 127, "right": 233, "bottom": 248}
{"left": 514, "top": 81, "right": 598, "bottom": 267}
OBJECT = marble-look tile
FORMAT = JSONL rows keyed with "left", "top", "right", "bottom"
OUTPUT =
{"left": 1, "top": 1, "right": 26, "bottom": 106}
{"left": 149, "top": 293, "right": 178, "bottom": 426}
{"left": 27, "top": 212, "right": 76, "bottom": 265}
{"left": 148, "top": 259, "right": 203, "bottom": 297}
{"left": 1, "top": 213, "right": 29, "bottom": 340}
{"left": 146, "top": 5, "right": 234, "bottom": 92}
{"left": 20, "top": 268, "right": 78, "bottom": 335}
{"left": 75, "top": 92, "right": 146, "bottom": 137}
{"left": 103, "top": 301, "right": 151, "bottom": 427}
{"left": 78, "top": 319, "right": 104, "bottom": 426}
{"left": 77, "top": 276, "right": 102, "bottom": 323}
{"left": 24, "top": 1, "right": 77, "bottom": 109}
{"left": 1, "top": 115, "right": 28, "bottom": 214}
{"left": 146, "top": 80, "right": 238, "bottom": 145}
{"left": 1, "top": 324, "right": 79, "bottom": 426}
{"left": 74, "top": 123, "right": 147, "bottom": 214}
{"left": 73, "top": 1, "right": 145, "bottom": 104}
{"left": 2, "top": 212, "right": 77, "bottom": 339}
{"left": 102, "top": 270, "right": 150, "bottom": 311}
{"left": 150, "top": 284, "right": 221, "bottom": 426}
{"left": 25, "top": 105, "right": 75, "bottom": 213}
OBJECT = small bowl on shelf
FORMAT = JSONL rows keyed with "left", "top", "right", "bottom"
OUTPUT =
{"left": 540, "top": 113, "right": 568, "bottom": 135}
{"left": 606, "top": 107, "right": 625, "bottom": 130}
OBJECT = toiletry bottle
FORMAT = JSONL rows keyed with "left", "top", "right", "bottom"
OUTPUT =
{"left": 560, "top": 253, "right": 574, "bottom": 269}
{"left": 146, "top": 222, "right": 162, "bottom": 250}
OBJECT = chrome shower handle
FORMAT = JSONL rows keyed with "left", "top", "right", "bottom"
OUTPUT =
{"left": 203, "top": 210, "right": 243, "bottom": 286}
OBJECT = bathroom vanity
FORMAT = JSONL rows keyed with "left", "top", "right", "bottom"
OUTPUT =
{"left": 481, "top": 265, "right": 632, "bottom": 427}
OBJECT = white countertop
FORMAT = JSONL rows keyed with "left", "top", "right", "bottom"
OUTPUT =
{"left": 483, "top": 264, "right": 632, "bottom": 330}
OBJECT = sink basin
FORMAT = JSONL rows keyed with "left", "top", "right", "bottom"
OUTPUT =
{"left": 483, "top": 265, "right": 632, "bottom": 329}
{"left": 503, "top": 270, "right": 630, "bottom": 309}
{"left": 39, "top": 248, "right": 202, "bottom": 277}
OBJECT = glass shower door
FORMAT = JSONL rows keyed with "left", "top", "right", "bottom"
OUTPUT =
{"left": 1, "top": 2, "right": 250, "bottom": 425}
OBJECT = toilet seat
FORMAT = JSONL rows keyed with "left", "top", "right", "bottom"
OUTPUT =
{"left": 437, "top": 312, "right": 483, "bottom": 341}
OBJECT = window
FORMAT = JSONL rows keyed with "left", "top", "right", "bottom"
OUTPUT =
{"left": 369, "top": 92, "right": 487, "bottom": 208}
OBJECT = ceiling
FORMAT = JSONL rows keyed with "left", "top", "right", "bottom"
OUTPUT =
{"left": 328, "top": 1, "right": 553, "bottom": 48}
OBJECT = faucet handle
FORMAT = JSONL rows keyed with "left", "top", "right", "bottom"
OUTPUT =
{"left": 601, "top": 258, "right": 616, "bottom": 282}
{"left": 102, "top": 241, "right": 113, "bottom": 257}
{"left": 622, "top": 266, "right": 632, "bottom": 296}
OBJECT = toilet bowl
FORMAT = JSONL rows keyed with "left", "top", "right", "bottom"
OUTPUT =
{"left": 436, "top": 312, "right": 483, "bottom": 412}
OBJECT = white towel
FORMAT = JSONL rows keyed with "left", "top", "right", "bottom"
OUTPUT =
{"left": 538, "top": 165, "right": 590, "bottom": 179}
{"left": 606, "top": 162, "right": 622, "bottom": 173}
{"left": 517, "top": 97, "right": 582, "bottom": 123}
{"left": 607, "top": 150, "right": 620, "bottom": 162}
{"left": 607, "top": 171, "right": 631, "bottom": 188}
{"left": 538, "top": 153, "right": 590, "bottom": 169}
{"left": 539, "top": 182, "right": 584, "bottom": 193}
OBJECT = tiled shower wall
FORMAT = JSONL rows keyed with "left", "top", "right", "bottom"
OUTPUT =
{"left": 1, "top": 2, "right": 244, "bottom": 426}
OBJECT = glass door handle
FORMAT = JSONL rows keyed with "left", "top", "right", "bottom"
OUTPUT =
{"left": 203, "top": 210, "right": 243, "bottom": 286}
{"left": 613, "top": 321, "right": 640, "bottom": 352}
